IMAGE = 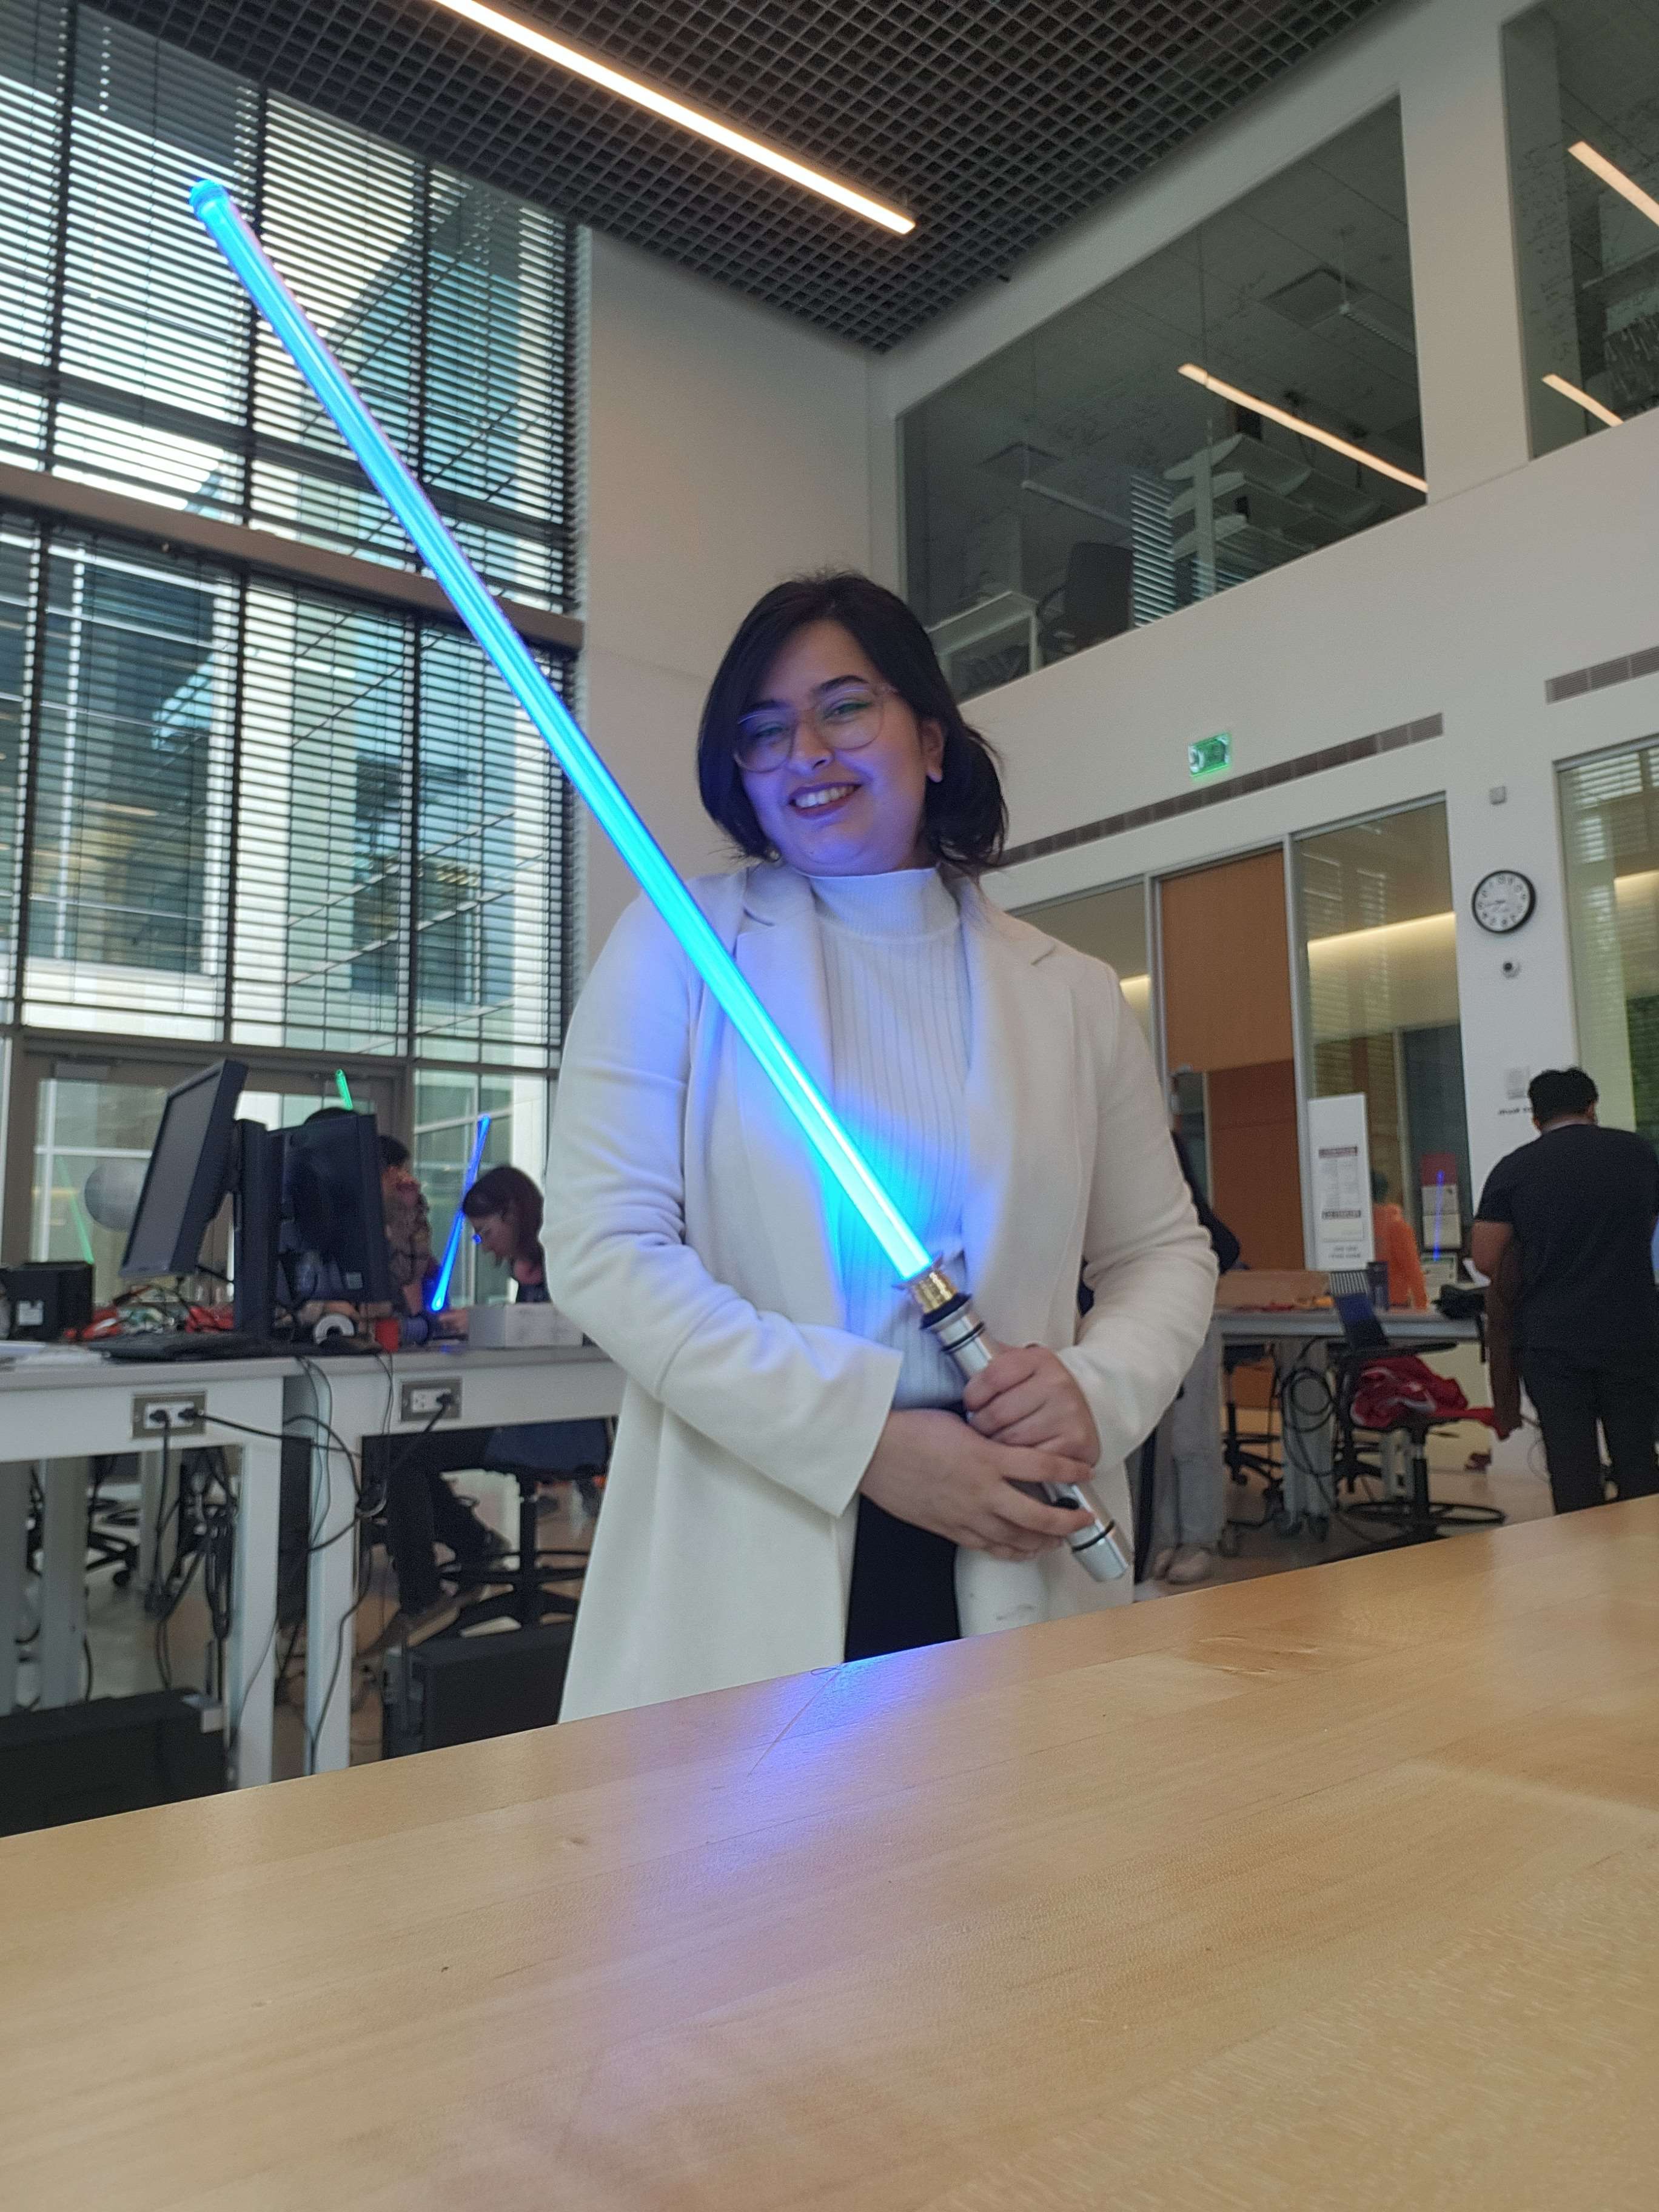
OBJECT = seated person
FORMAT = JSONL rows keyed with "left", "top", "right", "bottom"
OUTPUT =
{"left": 461, "top": 1164, "right": 611, "bottom": 1496}
{"left": 281, "top": 1111, "right": 500, "bottom": 1652}
{"left": 1372, "top": 1170, "right": 1428, "bottom": 1310}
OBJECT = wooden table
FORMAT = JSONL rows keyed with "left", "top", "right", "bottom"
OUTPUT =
{"left": 7, "top": 1501, "right": 1659, "bottom": 2208}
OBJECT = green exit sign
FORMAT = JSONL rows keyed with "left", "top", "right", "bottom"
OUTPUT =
{"left": 1188, "top": 731, "right": 1232, "bottom": 780}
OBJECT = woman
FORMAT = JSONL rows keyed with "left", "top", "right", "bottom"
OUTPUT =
{"left": 462, "top": 1164, "right": 612, "bottom": 1492}
{"left": 546, "top": 573, "right": 1216, "bottom": 1721}
{"left": 462, "top": 1164, "right": 549, "bottom": 1300}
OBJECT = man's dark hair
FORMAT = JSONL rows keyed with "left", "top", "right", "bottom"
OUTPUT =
{"left": 1529, "top": 1067, "right": 1598, "bottom": 1122}
{"left": 696, "top": 572, "right": 1008, "bottom": 874}
{"left": 377, "top": 1134, "right": 410, "bottom": 1171}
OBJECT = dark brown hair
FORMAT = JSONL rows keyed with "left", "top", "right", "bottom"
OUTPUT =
{"left": 461, "top": 1162, "right": 544, "bottom": 1273}
{"left": 697, "top": 572, "right": 1007, "bottom": 873}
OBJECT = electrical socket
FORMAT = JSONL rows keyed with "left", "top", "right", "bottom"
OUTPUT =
{"left": 400, "top": 1379, "right": 461, "bottom": 1423}
{"left": 132, "top": 1392, "right": 207, "bottom": 1440}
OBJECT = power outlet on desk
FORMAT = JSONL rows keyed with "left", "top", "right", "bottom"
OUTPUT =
{"left": 400, "top": 1379, "right": 461, "bottom": 1424}
{"left": 132, "top": 1392, "right": 207, "bottom": 1441}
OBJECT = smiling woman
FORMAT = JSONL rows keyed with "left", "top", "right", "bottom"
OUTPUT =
{"left": 544, "top": 571, "right": 1217, "bottom": 1721}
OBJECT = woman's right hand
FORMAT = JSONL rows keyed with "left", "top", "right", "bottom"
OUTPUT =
{"left": 859, "top": 1409, "right": 1096, "bottom": 1560}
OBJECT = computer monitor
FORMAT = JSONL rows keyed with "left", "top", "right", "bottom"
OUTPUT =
{"left": 120, "top": 1062, "right": 248, "bottom": 1279}
{"left": 282, "top": 1111, "right": 392, "bottom": 1307}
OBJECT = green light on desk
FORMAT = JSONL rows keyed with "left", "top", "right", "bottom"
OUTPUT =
{"left": 1188, "top": 731, "right": 1232, "bottom": 780}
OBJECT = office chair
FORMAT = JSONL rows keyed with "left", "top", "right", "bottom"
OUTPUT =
{"left": 1330, "top": 1349, "right": 1504, "bottom": 1547}
{"left": 1219, "top": 1344, "right": 1282, "bottom": 1548}
{"left": 1037, "top": 541, "right": 1133, "bottom": 661}
{"left": 86, "top": 1458, "right": 141, "bottom": 1587}
{"left": 443, "top": 1422, "right": 612, "bottom": 1632}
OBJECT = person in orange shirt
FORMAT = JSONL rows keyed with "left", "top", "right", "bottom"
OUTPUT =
{"left": 1372, "top": 1169, "right": 1428, "bottom": 1310}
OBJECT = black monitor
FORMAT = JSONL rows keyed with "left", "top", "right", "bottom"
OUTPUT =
{"left": 120, "top": 1062, "right": 248, "bottom": 1279}
{"left": 282, "top": 1111, "right": 392, "bottom": 1308}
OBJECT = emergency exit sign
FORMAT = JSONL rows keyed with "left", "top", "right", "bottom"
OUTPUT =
{"left": 1188, "top": 731, "right": 1232, "bottom": 780}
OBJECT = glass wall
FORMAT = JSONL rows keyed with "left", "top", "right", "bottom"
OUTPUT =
{"left": 1560, "top": 739, "right": 1659, "bottom": 1139}
{"left": 1505, "top": 2, "right": 1659, "bottom": 457}
{"left": 1294, "top": 800, "right": 1470, "bottom": 1265}
{"left": 1015, "top": 879, "right": 1150, "bottom": 1042}
{"left": 903, "top": 105, "right": 1423, "bottom": 700}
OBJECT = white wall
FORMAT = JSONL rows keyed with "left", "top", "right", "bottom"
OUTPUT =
{"left": 857, "top": 0, "right": 1658, "bottom": 1208}
{"left": 581, "top": 233, "right": 874, "bottom": 956}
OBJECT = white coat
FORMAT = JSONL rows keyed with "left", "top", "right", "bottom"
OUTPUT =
{"left": 546, "top": 862, "right": 1217, "bottom": 1721}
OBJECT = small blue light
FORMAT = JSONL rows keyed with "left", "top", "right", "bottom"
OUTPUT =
{"left": 430, "top": 1113, "right": 492, "bottom": 1314}
{"left": 193, "top": 181, "right": 931, "bottom": 1284}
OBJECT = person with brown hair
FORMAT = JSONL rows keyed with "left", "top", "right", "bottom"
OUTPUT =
{"left": 545, "top": 572, "right": 1215, "bottom": 1721}
{"left": 461, "top": 1164, "right": 548, "bottom": 1298}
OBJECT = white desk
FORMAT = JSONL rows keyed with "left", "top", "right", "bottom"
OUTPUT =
{"left": 1215, "top": 1309, "right": 1480, "bottom": 1525}
{"left": 284, "top": 1343, "right": 625, "bottom": 1772}
{"left": 0, "top": 1350, "right": 294, "bottom": 1786}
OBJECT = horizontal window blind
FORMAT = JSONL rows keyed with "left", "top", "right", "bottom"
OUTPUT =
{"left": 1, "top": 509, "right": 571, "bottom": 1061}
{"left": 0, "top": 0, "right": 579, "bottom": 1079}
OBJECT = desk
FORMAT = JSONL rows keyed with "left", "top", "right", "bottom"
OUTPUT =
{"left": 0, "top": 1350, "right": 293, "bottom": 1787}
{"left": 5, "top": 1501, "right": 1659, "bottom": 2207}
{"left": 285, "top": 1342, "right": 624, "bottom": 1772}
{"left": 1216, "top": 1308, "right": 1480, "bottom": 1526}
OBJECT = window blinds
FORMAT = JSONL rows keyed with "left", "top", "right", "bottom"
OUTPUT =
{"left": 0, "top": 0, "right": 578, "bottom": 1065}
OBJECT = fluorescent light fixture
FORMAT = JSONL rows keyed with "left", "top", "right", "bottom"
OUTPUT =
{"left": 192, "top": 179, "right": 932, "bottom": 1284}
{"left": 1569, "top": 140, "right": 1659, "bottom": 232}
{"left": 423, "top": 0, "right": 914, "bottom": 235}
{"left": 1177, "top": 363, "right": 1427, "bottom": 494}
{"left": 1542, "top": 371, "right": 1623, "bottom": 429}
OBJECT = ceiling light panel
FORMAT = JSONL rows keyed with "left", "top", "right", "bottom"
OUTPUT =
{"left": 91, "top": 0, "right": 1391, "bottom": 349}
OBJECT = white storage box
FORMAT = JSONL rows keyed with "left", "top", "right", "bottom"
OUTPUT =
{"left": 468, "top": 1301, "right": 584, "bottom": 1349}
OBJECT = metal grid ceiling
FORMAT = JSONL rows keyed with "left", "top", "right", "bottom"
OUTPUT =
{"left": 84, "top": 0, "right": 1393, "bottom": 350}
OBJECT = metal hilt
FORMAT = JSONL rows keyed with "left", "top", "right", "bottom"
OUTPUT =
{"left": 908, "top": 1267, "right": 1131, "bottom": 1583}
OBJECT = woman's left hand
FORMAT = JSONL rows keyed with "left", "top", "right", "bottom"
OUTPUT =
{"left": 963, "top": 1344, "right": 1100, "bottom": 1468}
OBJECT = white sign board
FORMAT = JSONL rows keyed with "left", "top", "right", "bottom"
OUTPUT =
{"left": 1308, "top": 1092, "right": 1375, "bottom": 1271}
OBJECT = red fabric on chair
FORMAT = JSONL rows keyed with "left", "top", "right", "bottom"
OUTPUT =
{"left": 1350, "top": 1355, "right": 1496, "bottom": 1433}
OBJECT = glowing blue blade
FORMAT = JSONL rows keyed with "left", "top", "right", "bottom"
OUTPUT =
{"left": 430, "top": 1111, "right": 492, "bottom": 1313}
{"left": 192, "top": 181, "right": 931, "bottom": 1284}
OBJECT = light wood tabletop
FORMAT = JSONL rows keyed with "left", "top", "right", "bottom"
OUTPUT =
{"left": 7, "top": 1500, "right": 1659, "bottom": 2210}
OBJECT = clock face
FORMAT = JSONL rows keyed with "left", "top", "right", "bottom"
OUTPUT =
{"left": 1472, "top": 870, "right": 1535, "bottom": 934}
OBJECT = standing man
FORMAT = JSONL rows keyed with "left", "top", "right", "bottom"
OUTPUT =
{"left": 1472, "top": 1068, "right": 1659, "bottom": 1513}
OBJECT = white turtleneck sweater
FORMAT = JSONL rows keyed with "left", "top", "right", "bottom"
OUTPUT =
{"left": 808, "top": 866, "right": 971, "bottom": 1410}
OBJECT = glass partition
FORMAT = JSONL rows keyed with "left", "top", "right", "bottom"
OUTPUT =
{"left": 1505, "top": 1, "right": 1659, "bottom": 457}
{"left": 1559, "top": 739, "right": 1659, "bottom": 1139}
{"left": 903, "top": 104, "right": 1423, "bottom": 700}
{"left": 1017, "top": 879, "right": 1151, "bottom": 1043}
{"left": 1294, "top": 801, "right": 1470, "bottom": 1265}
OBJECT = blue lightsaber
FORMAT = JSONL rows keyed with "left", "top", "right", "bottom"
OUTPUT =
{"left": 190, "top": 179, "right": 1127, "bottom": 1581}
{"left": 429, "top": 1111, "right": 492, "bottom": 1313}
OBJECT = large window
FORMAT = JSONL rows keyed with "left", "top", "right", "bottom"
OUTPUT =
{"left": 1560, "top": 739, "right": 1659, "bottom": 1141}
{"left": 0, "top": 0, "right": 580, "bottom": 1267}
{"left": 903, "top": 106, "right": 1423, "bottom": 700}
{"left": 1016, "top": 879, "right": 1151, "bottom": 1042}
{"left": 1505, "top": 1, "right": 1659, "bottom": 457}
{"left": 1294, "top": 801, "right": 1470, "bottom": 1264}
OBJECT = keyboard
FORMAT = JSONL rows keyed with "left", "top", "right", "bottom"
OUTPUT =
{"left": 99, "top": 1331, "right": 281, "bottom": 1364}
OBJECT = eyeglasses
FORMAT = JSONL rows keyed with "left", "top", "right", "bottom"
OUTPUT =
{"left": 734, "top": 682, "right": 897, "bottom": 773}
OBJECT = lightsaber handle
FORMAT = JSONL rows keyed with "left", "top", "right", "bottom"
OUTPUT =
{"left": 915, "top": 1281, "right": 1131, "bottom": 1582}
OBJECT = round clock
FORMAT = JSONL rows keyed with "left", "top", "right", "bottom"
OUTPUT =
{"left": 1472, "top": 869, "right": 1536, "bottom": 934}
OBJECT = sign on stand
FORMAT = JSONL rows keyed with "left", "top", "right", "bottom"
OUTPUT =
{"left": 1308, "top": 1093, "right": 1375, "bottom": 1271}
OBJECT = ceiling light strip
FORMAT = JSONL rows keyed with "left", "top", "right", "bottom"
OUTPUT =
{"left": 1177, "top": 364, "right": 1427, "bottom": 493}
{"left": 426, "top": 0, "right": 915, "bottom": 233}
{"left": 1542, "top": 372, "right": 1623, "bottom": 429}
{"left": 1569, "top": 141, "right": 1659, "bottom": 232}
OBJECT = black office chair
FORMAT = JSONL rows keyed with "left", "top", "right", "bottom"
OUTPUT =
{"left": 1037, "top": 541, "right": 1133, "bottom": 662}
{"left": 1330, "top": 1352, "right": 1505, "bottom": 1547}
{"left": 443, "top": 1422, "right": 612, "bottom": 1632}
{"left": 1219, "top": 1344, "right": 1282, "bottom": 1549}
{"left": 86, "top": 1457, "right": 140, "bottom": 1587}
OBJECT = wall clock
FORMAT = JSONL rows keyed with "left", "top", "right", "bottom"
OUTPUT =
{"left": 1471, "top": 869, "right": 1536, "bottom": 934}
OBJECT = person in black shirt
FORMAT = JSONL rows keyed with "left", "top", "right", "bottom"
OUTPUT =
{"left": 1472, "top": 1068, "right": 1659, "bottom": 1513}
